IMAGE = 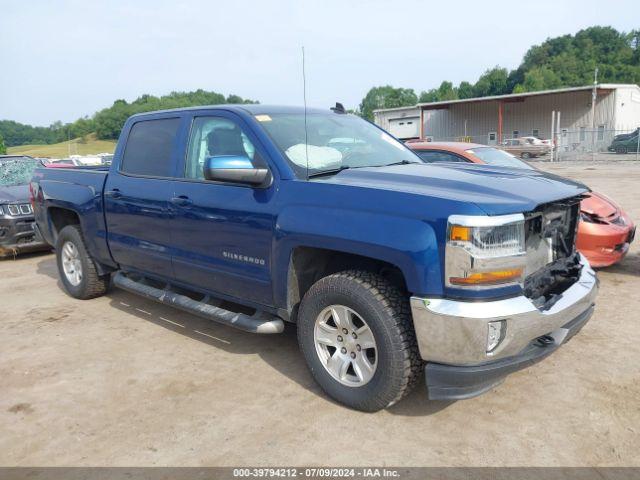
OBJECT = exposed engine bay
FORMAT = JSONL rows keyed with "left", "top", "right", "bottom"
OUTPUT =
{"left": 523, "top": 195, "right": 585, "bottom": 309}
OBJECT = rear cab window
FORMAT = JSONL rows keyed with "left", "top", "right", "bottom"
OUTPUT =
{"left": 121, "top": 118, "right": 181, "bottom": 177}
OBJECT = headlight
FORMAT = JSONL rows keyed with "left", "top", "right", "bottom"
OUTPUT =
{"left": 446, "top": 214, "right": 526, "bottom": 289}
{"left": 580, "top": 211, "right": 607, "bottom": 225}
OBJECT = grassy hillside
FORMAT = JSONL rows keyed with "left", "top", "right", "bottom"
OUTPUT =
{"left": 7, "top": 133, "right": 116, "bottom": 158}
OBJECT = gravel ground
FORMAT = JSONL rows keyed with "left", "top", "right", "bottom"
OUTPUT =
{"left": 0, "top": 162, "right": 638, "bottom": 467}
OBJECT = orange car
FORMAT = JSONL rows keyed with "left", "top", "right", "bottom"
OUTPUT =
{"left": 407, "top": 141, "right": 636, "bottom": 268}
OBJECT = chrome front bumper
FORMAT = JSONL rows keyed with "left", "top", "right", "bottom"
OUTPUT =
{"left": 410, "top": 254, "right": 598, "bottom": 366}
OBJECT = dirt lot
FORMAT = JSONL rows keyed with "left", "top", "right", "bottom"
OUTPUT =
{"left": 1, "top": 162, "right": 639, "bottom": 467}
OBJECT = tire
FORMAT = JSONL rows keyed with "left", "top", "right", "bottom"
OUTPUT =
{"left": 521, "top": 152, "right": 531, "bottom": 159}
{"left": 55, "top": 225, "right": 110, "bottom": 299}
{"left": 616, "top": 146, "right": 628, "bottom": 154}
{"left": 297, "top": 270, "right": 422, "bottom": 412}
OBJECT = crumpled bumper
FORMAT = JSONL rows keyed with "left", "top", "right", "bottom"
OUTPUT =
{"left": 0, "top": 215, "right": 48, "bottom": 257}
{"left": 410, "top": 254, "right": 598, "bottom": 400}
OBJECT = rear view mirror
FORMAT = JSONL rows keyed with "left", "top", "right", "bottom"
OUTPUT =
{"left": 203, "top": 155, "right": 270, "bottom": 186}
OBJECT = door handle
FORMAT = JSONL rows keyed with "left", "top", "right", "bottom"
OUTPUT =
{"left": 170, "top": 195, "right": 193, "bottom": 207}
{"left": 105, "top": 189, "right": 122, "bottom": 199}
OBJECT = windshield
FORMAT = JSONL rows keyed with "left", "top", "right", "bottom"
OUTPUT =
{"left": 255, "top": 113, "right": 422, "bottom": 177}
{"left": 0, "top": 157, "right": 41, "bottom": 186}
{"left": 466, "top": 147, "right": 534, "bottom": 169}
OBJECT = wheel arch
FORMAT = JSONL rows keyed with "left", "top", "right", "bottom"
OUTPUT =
{"left": 280, "top": 246, "right": 412, "bottom": 323}
{"left": 48, "top": 207, "right": 81, "bottom": 239}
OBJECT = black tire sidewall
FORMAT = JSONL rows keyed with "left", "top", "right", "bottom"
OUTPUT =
{"left": 55, "top": 226, "right": 92, "bottom": 298}
{"left": 297, "top": 275, "right": 407, "bottom": 411}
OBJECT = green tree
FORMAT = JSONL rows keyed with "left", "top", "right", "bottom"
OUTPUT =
{"left": 457, "top": 81, "right": 474, "bottom": 99}
{"left": 0, "top": 90, "right": 259, "bottom": 146}
{"left": 419, "top": 81, "right": 459, "bottom": 103}
{"left": 418, "top": 89, "right": 439, "bottom": 103}
{"left": 514, "top": 66, "right": 562, "bottom": 92}
{"left": 436, "top": 81, "right": 458, "bottom": 101}
{"left": 360, "top": 26, "right": 640, "bottom": 110}
{"left": 518, "top": 26, "right": 640, "bottom": 88}
{"left": 0, "top": 134, "right": 6, "bottom": 154}
{"left": 473, "top": 66, "right": 510, "bottom": 97}
{"left": 359, "top": 85, "right": 418, "bottom": 121}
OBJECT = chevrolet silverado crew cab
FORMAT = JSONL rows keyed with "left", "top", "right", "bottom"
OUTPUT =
{"left": 31, "top": 105, "right": 598, "bottom": 411}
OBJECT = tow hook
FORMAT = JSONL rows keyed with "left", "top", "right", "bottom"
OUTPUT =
{"left": 537, "top": 335, "right": 555, "bottom": 347}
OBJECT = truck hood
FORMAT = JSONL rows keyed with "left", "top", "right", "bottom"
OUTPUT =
{"left": 317, "top": 163, "right": 588, "bottom": 215}
{"left": 0, "top": 184, "right": 30, "bottom": 204}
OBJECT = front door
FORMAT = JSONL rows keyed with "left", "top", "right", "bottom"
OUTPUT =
{"left": 488, "top": 132, "right": 497, "bottom": 145}
{"left": 104, "top": 116, "right": 182, "bottom": 278}
{"left": 169, "top": 113, "right": 276, "bottom": 306}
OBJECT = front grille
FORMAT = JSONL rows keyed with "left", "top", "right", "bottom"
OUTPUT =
{"left": 524, "top": 196, "right": 582, "bottom": 276}
{"left": 523, "top": 196, "right": 584, "bottom": 307}
{"left": 6, "top": 203, "right": 32, "bottom": 216}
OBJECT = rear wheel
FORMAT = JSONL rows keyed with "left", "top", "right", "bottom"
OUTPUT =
{"left": 55, "top": 225, "right": 110, "bottom": 299}
{"left": 297, "top": 270, "right": 422, "bottom": 411}
{"left": 521, "top": 152, "right": 531, "bottom": 159}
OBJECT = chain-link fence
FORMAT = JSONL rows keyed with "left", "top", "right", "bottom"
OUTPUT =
{"left": 422, "top": 127, "right": 640, "bottom": 161}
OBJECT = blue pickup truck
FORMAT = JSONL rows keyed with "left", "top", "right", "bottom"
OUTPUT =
{"left": 31, "top": 105, "right": 598, "bottom": 411}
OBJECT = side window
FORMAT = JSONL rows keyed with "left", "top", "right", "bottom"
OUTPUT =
{"left": 121, "top": 118, "right": 180, "bottom": 177}
{"left": 436, "top": 152, "right": 467, "bottom": 163}
{"left": 416, "top": 151, "right": 467, "bottom": 163}
{"left": 185, "top": 117, "right": 264, "bottom": 180}
{"left": 415, "top": 151, "right": 441, "bottom": 163}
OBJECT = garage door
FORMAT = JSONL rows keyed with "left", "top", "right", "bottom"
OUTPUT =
{"left": 388, "top": 117, "right": 419, "bottom": 139}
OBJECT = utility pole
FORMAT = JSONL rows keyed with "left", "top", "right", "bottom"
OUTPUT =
{"left": 556, "top": 111, "right": 561, "bottom": 162}
{"left": 550, "top": 111, "right": 555, "bottom": 162}
{"left": 591, "top": 67, "right": 598, "bottom": 161}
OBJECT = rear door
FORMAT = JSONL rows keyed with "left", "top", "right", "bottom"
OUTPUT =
{"left": 104, "top": 116, "right": 184, "bottom": 278}
{"left": 168, "top": 112, "right": 277, "bottom": 306}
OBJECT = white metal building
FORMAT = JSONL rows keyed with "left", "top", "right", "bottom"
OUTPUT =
{"left": 373, "top": 84, "right": 640, "bottom": 150}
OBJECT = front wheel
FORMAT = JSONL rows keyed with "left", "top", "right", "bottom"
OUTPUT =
{"left": 521, "top": 152, "right": 531, "bottom": 159}
{"left": 616, "top": 146, "right": 628, "bottom": 154}
{"left": 55, "top": 225, "right": 110, "bottom": 299}
{"left": 297, "top": 271, "right": 422, "bottom": 411}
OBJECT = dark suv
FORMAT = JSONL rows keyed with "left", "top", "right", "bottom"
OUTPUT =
{"left": 608, "top": 128, "right": 639, "bottom": 154}
{"left": 0, "top": 155, "right": 49, "bottom": 257}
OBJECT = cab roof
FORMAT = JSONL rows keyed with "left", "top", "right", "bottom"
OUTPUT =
{"left": 129, "top": 104, "right": 338, "bottom": 119}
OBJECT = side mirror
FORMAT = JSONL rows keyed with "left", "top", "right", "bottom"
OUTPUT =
{"left": 203, "top": 155, "right": 270, "bottom": 186}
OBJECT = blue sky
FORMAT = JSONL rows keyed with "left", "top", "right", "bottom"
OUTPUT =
{"left": 1, "top": 0, "right": 638, "bottom": 126}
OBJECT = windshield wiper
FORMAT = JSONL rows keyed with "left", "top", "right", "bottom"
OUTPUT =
{"left": 307, "top": 165, "right": 351, "bottom": 178}
{"left": 380, "top": 160, "right": 421, "bottom": 167}
{"left": 307, "top": 160, "right": 419, "bottom": 178}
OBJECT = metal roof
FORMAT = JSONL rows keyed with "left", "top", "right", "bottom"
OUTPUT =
{"left": 373, "top": 84, "right": 640, "bottom": 113}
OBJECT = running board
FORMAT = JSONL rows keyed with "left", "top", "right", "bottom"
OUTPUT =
{"left": 113, "top": 272, "right": 284, "bottom": 334}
